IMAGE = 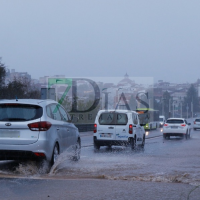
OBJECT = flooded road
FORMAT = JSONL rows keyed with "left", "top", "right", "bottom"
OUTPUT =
{"left": 1, "top": 127, "right": 200, "bottom": 186}
{"left": 1, "top": 127, "right": 200, "bottom": 199}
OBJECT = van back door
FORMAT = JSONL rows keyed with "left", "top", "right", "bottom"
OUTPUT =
{"left": 97, "top": 112, "right": 116, "bottom": 140}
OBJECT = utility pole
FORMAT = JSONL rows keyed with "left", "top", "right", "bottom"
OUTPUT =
{"left": 180, "top": 102, "right": 182, "bottom": 118}
{"left": 191, "top": 101, "right": 193, "bottom": 119}
{"left": 169, "top": 98, "right": 171, "bottom": 118}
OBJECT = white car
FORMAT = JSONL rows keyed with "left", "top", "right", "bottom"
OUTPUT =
{"left": 193, "top": 118, "right": 200, "bottom": 130}
{"left": 159, "top": 115, "right": 166, "bottom": 127}
{"left": 163, "top": 118, "right": 191, "bottom": 139}
{"left": 93, "top": 110, "right": 146, "bottom": 150}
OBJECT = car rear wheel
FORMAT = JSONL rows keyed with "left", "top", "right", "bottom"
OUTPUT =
{"left": 131, "top": 137, "right": 136, "bottom": 150}
{"left": 73, "top": 139, "right": 81, "bottom": 161}
{"left": 141, "top": 135, "right": 145, "bottom": 148}
{"left": 94, "top": 142, "right": 100, "bottom": 150}
{"left": 185, "top": 132, "right": 188, "bottom": 140}
{"left": 51, "top": 143, "right": 59, "bottom": 166}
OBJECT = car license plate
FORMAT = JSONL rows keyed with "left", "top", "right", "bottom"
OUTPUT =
{"left": 171, "top": 126, "right": 178, "bottom": 129}
{"left": 0, "top": 130, "right": 20, "bottom": 138}
{"left": 100, "top": 133, "right": 112, "bottom": 138}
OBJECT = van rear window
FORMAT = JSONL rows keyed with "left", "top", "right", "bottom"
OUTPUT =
{"left": 99, "top": 113, "right": 128, "bottom": 125}
{"left": 166, "top": 119, "right": 184, "bottom": 124}
{"left": 195, "top": 119, "right": 200, "bottom": 122}
{"left": 0, "top": 104, "right": 43, "bottom": 121}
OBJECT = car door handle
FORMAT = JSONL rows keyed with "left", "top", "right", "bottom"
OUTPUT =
{"left": 108, "top": 127, "right": 114, "bottom": 129}
{"left": 57, "top": 128, "right": 59, "bottom": 131}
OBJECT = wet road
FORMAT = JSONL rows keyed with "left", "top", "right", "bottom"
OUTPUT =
{"left": 1, "top": 123, "right": 200, "bottom": 199}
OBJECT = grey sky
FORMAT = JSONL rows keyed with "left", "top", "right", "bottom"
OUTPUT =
{"left": 0, "top": 0, "right": 200, "bottom": 83}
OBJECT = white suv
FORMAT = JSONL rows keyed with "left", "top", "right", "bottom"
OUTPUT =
{"left": 163, "top": 118, "right": 191, "bottom": 139}
{"left": 93, "top": 110, "right": 146, "bottom": 150}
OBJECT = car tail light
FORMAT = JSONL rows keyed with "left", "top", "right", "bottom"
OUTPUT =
{"left": 28, "top": 121, "right": 52, "bottom": 131}
{"left": 129, "top": 124, "right": 133, "bottom": 134}
{"left": 181, "top": 124, "right": 186, "bottom": 127}
{"left": 94, "top": 124, "right": 97, "bottom": 133}
{"left": 164, "top": 124, "right": 168, "bottom": 126}
{"left": 34, "top": 152, "right": 46, "bottom": 157}
{"left": 194, "top": 121, "right": 196, "bottom": 124}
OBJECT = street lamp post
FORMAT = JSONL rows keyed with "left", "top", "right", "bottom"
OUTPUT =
{"left": 172, "top": 100, "right": 177, "bottom": 118}
{"left": 169, "top": 98, "right": 171, "bottom": 118}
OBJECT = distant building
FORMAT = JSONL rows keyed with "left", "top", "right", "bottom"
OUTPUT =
{"left": 5, "top": 68, "right": 31, "bottom": 84}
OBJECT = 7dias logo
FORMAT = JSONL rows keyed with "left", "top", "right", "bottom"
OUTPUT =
{"left": 47, "top": 77, "right": 150, "bottom": 114}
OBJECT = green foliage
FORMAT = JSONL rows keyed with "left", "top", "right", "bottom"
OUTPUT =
{"left": 0, "top": 58, "right": 6, "bottom": 87}
{"left": 0, "top": 58, "right": 40, "bottom": 99}
{"left": 183, "top": 84, "right": 199, "bottom": 113}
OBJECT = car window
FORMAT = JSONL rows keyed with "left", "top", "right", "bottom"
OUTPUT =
{"left": 46, "top": 105, "right": 53, "bottom": 119}
{"left": 132, "top": 113, "right": 138, "bottom": 124}
{"left": 166, "top": 119, "right": 184, "bottom": 124}
{"left": 50, "top": 104, "right": 62, "bottom": 121}
{"left": 117, "top": 113, "right": 128, "bottom": 125}
{"left": 195, "top": 119, "right": 200, "bottom": 122}
{"left": 0, "top": 104, "right": 43, "bottom": 121}
{"left": 59, "top": 106, "right": 70, "bottom": 122}
{"left": 99, "top": 112, "right": 128, "bottom": 125}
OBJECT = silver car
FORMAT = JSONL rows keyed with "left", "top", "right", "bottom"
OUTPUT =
{"left": 0, "top": 99, "right": 81, "bottom": 165}
{"left": 194, "top": 118, "right": 200, "bottom": 130}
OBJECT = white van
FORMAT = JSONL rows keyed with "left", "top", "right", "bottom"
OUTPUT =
{"left": 159, "top": 115, "right": 166, "bottom": 127}
{"left": 93, "top": 110, "right": 146, "bottom": 150}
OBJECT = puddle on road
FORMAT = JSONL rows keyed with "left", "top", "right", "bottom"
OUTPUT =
{"left": 1, "top": 136, "right": 200, "bottom": 186}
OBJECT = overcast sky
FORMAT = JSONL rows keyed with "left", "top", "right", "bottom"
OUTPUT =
{"left": 0, "top": 1, "right": 200, "bottom": 83}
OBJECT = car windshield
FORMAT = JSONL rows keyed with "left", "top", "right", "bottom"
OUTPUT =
{"left": 166, "top": 119, "right": 184, "bottom": 124}
{"left": 0, "top": 104, "right": 43, "bottom": 121}
{"left": 99, "top": 112, "right": 128, "bottom": 125}
{"left": 159, "top": 118, "right": 164, "bottom": 122}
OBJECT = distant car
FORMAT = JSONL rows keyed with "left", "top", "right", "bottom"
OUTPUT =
{"left": 194, "top": 119, "right": 200, "bottom": 130}
{"left": 159, "top": 115, "right": 166, "bottom": 127}
{"left": 0, "top": 99, "right": 81, "bottom": 165}
{"left": 93, "top": 110, "right": 146, "bottom": 150}
{"left": 163, "top": 118, "right": 191, "bottom": 139}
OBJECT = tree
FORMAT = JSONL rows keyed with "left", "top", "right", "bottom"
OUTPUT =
{"left": 183, "top": 84, "right": 199, "bottom": 116}
{"left": 162, "top": 91, "right": 171, "bottom": 118}
{"left": 0, "top": 58, "right": 6, "bottom": 87}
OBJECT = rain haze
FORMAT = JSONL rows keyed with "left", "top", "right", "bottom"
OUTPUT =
{"left": 0, "top": 0, "right": 200, "bottom": 83}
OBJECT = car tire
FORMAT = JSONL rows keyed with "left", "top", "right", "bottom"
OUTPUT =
{"left": 185, "top": 132, "right": 188, "bottom": 140}
{"left": 94, "top": 142, "right": 100, "bottom": 150}
{"left": 141, "top": 135, "right": 145, "bottom": 148}
{"left": 73, "top": 139, "right": 81, "bottom": 161}
{"left": 51, "top": 143, "right": 59, "bottom": 166}
{"left": 131, "top": 137, "right": 136, "bottom": 150}
{"left": 194, "top": 128, "right": 196, "bottom": 131}
{"left": 163, "top": 134, "right": 166, "bottom": 139}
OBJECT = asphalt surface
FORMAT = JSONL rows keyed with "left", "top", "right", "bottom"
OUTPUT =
{"left": 1, "top": 120, "right": 200, "bottom": 199}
